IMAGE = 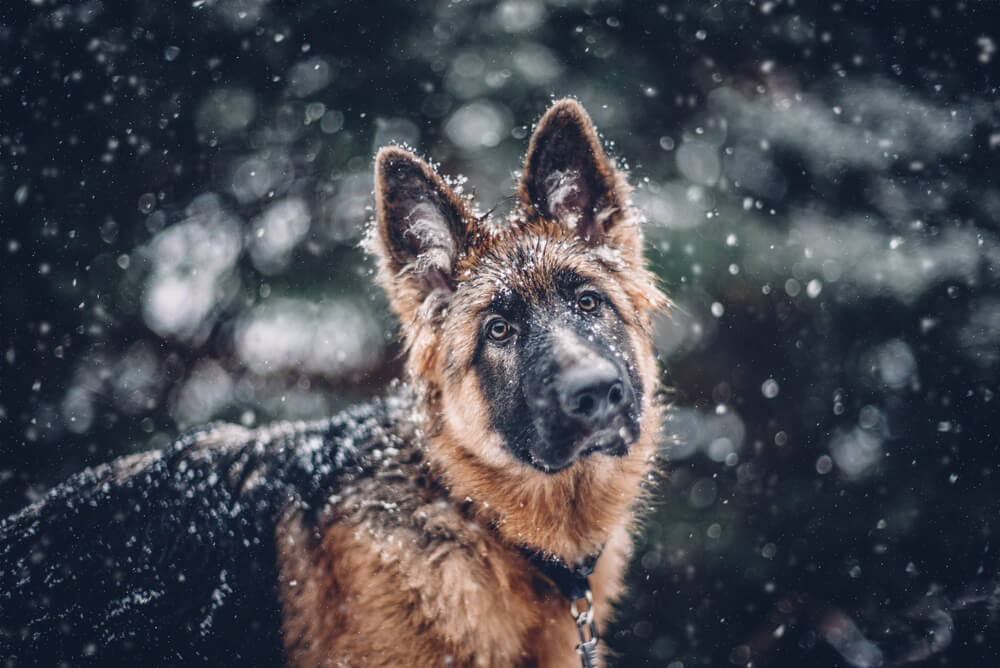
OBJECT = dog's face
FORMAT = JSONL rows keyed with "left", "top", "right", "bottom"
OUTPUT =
{"left": 371, "top": 100, "right": 665, "bottom": 474}
{"left": 449, "top": 238, "right": 645, "bottom": 473}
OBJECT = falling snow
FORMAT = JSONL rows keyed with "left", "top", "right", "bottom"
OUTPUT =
{"left": 2, "top": 1, "right": 1000, "bottom": 667}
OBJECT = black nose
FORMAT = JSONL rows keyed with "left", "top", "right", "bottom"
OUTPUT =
{"left": 559, "top": 364, "right": 628, "bottom": 428}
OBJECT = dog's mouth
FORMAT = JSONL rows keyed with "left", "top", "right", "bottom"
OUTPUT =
{"left": 579, "top": 426, "right": 634, "bottom": 458}
{"left": 529, "top": 425, "right": 637, "bottom": 474}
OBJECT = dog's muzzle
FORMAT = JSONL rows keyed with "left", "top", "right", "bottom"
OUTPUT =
{"left": 527, "top": 358, "right": 638, "bottom": 471}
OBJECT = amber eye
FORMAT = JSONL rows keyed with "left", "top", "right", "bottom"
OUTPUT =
{"left": 577, "top": 292, "right": 599, "bottom": 312}
{"left": 487, "top": 317, "right": 512, "bottom": 341}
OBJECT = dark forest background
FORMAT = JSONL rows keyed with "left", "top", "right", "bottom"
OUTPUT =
{"left": 2, "top": 1, "right": 1000, "bottom": 666}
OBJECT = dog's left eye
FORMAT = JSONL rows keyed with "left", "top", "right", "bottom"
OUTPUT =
{"left": 577, "top": 292, "right": 600, "bottom": 312}
{"left": 486, "top": 317, "right": 513, "bottom": 341}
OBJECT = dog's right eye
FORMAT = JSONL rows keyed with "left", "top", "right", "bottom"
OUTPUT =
{"left": 486, "top": 317, "right": 513, "bottom": 341}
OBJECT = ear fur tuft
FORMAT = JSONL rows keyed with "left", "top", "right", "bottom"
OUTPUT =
{"left": 372, "top": 147, "right": 470, "bottom": 320}
{"left": 519, "top": 99, "right": 633, "bottom": 248}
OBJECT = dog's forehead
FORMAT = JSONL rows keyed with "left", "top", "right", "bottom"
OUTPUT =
{"left": 456, "top": 232, "right": 600, "bottom": 309}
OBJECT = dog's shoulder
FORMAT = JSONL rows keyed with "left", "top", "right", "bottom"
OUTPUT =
{"left": 275, "top": 401, "right": 566, "bottom": 668}
{"left": 0, "top": 390, "right": 420, "bottom": 665}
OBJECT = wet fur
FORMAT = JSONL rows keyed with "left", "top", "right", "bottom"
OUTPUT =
{"left": 0, "top": 100, "right": 667, "bottom": 667}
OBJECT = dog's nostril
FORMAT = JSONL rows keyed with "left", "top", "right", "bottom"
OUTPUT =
{"left": 575, "top": 393, "right": 597, "bottom": 416}
{"left": 607, "top": 382, "right": 623, "bottom": 407}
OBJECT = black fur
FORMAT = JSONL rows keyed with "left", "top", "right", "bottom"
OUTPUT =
{"left": 0, "top": 392, "right": 417, "bottom": 666}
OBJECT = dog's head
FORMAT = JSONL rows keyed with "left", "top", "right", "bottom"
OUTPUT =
{"left": 369, "top": 99, "right": 666, "bottom": 475}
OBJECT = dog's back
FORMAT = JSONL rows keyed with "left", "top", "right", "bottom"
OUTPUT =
{"left": 0, "top": 394, "right": 416, "bottom": 665}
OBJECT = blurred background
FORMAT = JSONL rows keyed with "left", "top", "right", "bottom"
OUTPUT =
{"left": 2, "top": 1, "right": 1000, "bottom": 665}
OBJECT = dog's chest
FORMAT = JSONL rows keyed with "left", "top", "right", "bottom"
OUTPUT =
{"left": 276, "top": 480, "right": 586, "bottom": 667}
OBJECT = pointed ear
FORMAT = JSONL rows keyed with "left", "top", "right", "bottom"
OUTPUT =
{"left": 519, "top": 99, "right": 633, "bottom": 248}
{"left": 371, "top": 147, "right": 470, "bottom": 319}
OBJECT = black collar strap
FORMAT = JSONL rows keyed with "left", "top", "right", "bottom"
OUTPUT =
{"left": 522, "top": 547, "right": 602, "bottom": 602}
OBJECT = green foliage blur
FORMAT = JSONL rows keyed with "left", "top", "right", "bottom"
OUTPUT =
{"left": 3, "top": 1, "right": 1000, "bottom": 665}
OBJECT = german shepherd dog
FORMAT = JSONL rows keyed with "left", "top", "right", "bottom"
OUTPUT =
{"left": 0, "top": 99, "right": 666, "bottom": 667}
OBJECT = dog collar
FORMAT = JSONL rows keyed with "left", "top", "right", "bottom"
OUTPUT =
{"left": 522, "top": 548, "right": 601, "bottom": 601}
{"left": 522, "top": 547, "right": 603, "bottom": 667}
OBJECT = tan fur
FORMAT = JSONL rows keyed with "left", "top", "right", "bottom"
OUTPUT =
{"left": 278, "top": 99, "right": 667, "bottom": 667}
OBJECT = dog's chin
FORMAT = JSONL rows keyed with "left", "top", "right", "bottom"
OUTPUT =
{"left": 527, "top": 428, "right": 637, "bottom": 475}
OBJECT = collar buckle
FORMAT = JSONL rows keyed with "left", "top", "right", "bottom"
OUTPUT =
{"left": 570, "top": 589, "right": 600, "bottom": 668}
{"left": 522, "top": 547, "right": 604, "bottom": 667}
